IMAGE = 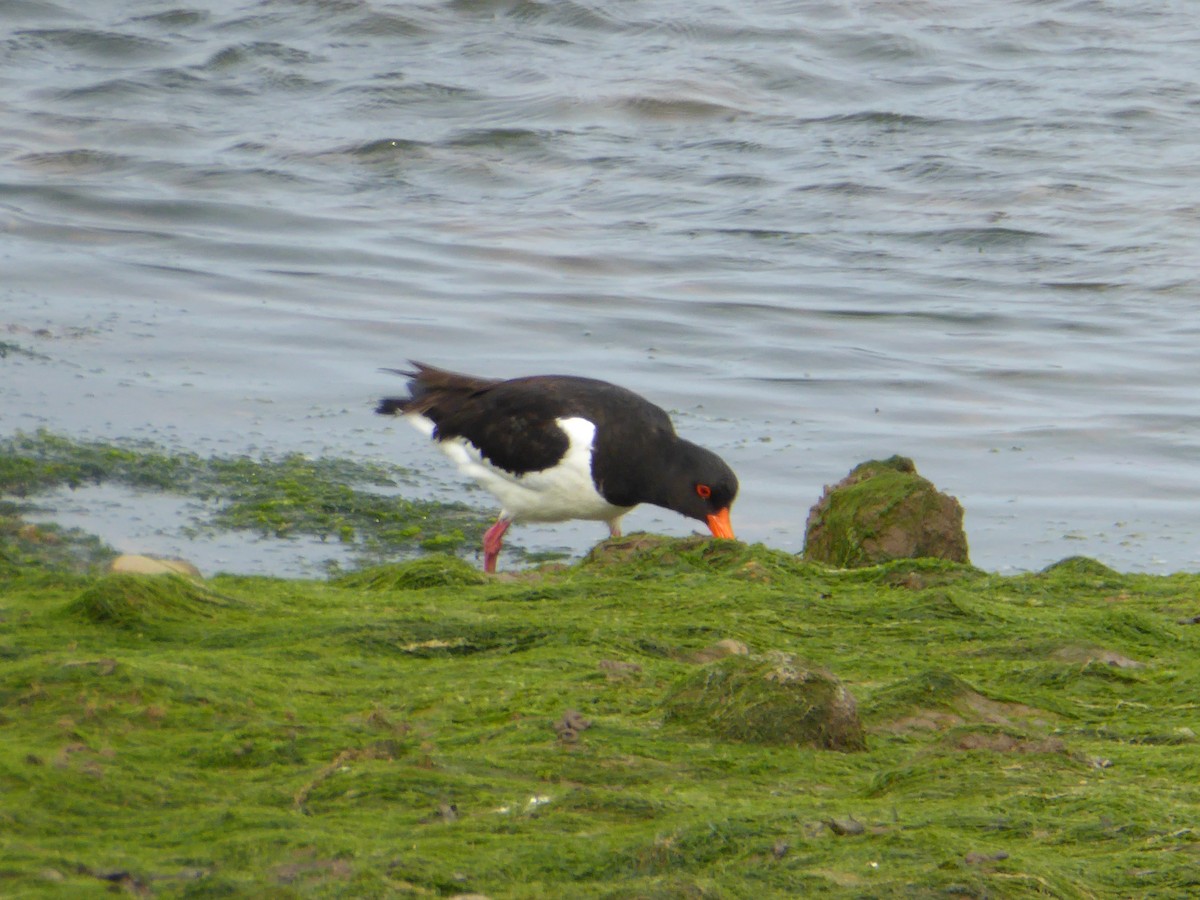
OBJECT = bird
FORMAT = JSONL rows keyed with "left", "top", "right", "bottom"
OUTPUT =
{"left": 376, "top": 361, "right": 738, "bottom": 573}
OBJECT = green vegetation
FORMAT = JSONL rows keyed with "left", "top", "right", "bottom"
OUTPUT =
{"left": 2, "top": 435, "right": 1200, "bottom": 896}
{"left": 0, "top": 339, "right": 50, "bottom": 360}
{"left": 0, "top": 430, "right": 494, "bottom": 569}
{"left": 663, "top": 652, "right": 867, "bottom": 752}
{"left": 2, "top": 534, "right": 1200, "bottom": 896}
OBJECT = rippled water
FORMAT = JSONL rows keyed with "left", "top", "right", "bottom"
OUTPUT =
{"left": 4, "top": 0, "right": 1200, "bottom": 574}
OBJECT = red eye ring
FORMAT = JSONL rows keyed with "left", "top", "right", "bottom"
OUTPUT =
{"left": 696, "top": 483, "right": 712, "bottom": 500}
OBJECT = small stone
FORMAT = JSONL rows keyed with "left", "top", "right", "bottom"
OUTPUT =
{"left": 689, "top": 638, "right": 750, "bottom": 663}
{"left": 554, "top": 710, "right": 592, "bottom": 742}
{"left": 964, "top": 850, "right": 1010, "bottom": 865}
{"left": 825, "top": 817, "right": 865, "bottom": 836}
{"left": 110, "top": 554, "right": 203, "bottom": 579}
{"left": 598, "top": 659, "right": 642, "bottom": 680}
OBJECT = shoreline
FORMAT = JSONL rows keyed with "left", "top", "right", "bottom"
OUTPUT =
{"left": 4, "top": 429, "right": 1193, "bottom": 580}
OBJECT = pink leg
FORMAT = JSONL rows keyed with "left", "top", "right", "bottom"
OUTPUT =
{"left": 482, "top": 517, "right": 511, "bottom": 574}
{"left": 608, "top": 521, "right": 622, "bottom": 539}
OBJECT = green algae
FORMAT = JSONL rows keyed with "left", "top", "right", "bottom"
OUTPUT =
{"left": 0, "top": 511, "right": 116, "bottom": 575}
{"left": 66, "top": 573, "right": 236, "bottom": 629}
{"left": 0, "top": 430, "right": 493, "bottom": 569}
{"left": 1, "top": 539, "right": 1199, "bottom": 897}
{"left": 663, "top": 653, "right": 867, "bottom": 751}
{"left": 335, "top": 554, "right": 489, "bottom": 591}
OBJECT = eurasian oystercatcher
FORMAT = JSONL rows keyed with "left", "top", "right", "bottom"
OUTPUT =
{"left": 377, "top": 362, "right": 738, "bottom": 573}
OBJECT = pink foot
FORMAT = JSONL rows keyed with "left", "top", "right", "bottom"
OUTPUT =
{"left": 482, "top": 517, "right": 511, "bottom": 574}
{"left": 608, "top": 521, "right": 622, "bottom": 539}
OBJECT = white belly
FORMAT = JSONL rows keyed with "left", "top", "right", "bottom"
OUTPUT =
{"left": 408, "top": 414, "right": 633, "bottom": 524}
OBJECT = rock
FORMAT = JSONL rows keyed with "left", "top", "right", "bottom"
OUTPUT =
{"left": 598, "top": 659, "right": 642, "bottom": 680}
{"left": 964, "top": 851, "right": 1009, "bottom": 865}
{"left": 803, "top": 456, "right": 969, "bottom": 568}
{"left": 824, "top": 816, "right": 865, "bottom": 836}
{"left": 662, "top": 652, "right": 866, "bottom": 752}
{"left": 688, "top": 638, "right": 750, "bottom": 663}
{"left": 1052, "top": 646, "right": 1145, "bottom": 669}
{"left": 553, "top": 709, "right": 592, "bottom": 744}
{"left": 70, "top": 573, "right": 230, "bottom": 627}
{"left": 110, "top": 554, "right": 203, "bottom": 579}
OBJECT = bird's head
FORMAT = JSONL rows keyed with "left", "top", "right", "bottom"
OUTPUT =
{"left": 660, "top": 441, "right": 738, "bottom": 539}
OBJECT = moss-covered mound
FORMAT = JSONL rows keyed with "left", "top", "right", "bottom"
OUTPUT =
{"left": 334, "top": 554, "right": 488, "bottom": 590}
{"left": 66, "top": 573, "right": 233, "bottom": 627}
{"left": 664, "top": 653, "right": 867, "bottom": 751}
{"left": 804, "top": 455, "right": 970, "bottom": 568}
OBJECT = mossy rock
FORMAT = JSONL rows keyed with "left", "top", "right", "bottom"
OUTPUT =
{"left": 335, "top": 554, "right": 488, "bottom": 590}
{"left": 1040, "top": 555, "right": 1128, "bottom": 589}
{"left": 662, "top": 653, "right": 866, "bottom": 752}
{"left": 584, "top": 534, "right": 805, "bottom": 582}
{"left": 865, "top": 669, "right": 1056, "bottom": 734}
{"left": 66, "top": 574, "right": 232, "bottom": 627}
{"left": 1042, "top": 555, "right": 1120, "bottom": 578}
{"left": 803, "top": 456, "right": 969, "bottom": 568}
{"left": 864, "top": 669, "right": 977, "bottom": 720}
{"left": 585, "top": 533, "right": 742, "bottom": 570}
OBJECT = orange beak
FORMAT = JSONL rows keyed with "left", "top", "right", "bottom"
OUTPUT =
{"left": 706, "top": 507, "right": 735, "bottom": 540}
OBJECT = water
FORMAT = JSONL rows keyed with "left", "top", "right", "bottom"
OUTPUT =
{"left": 3, "top": 0, "right": 1200, "bottom": 575}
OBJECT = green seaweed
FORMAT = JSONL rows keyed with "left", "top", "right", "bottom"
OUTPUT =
{"left": 0, "top": 510, "right": 116, "bottom": 575}
{"left": 0, "top": 429, "right": 493, "bottom": 568}
{"left": 0, "top": 539, "right": 1198, "bottom": 897}
{"left": 662, "top": 653, "right": 867, "bottom": 751}
{"left": 3, "top": 433, "right": 1200, "bottom": 896}
{"left": 335, "top": 555, "right": 488, "bottom": 591}
{"left": 66, "top": 573, "right": 235, "bottom": 629}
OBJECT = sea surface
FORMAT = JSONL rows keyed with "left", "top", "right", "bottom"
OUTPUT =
{"left": 3, "top": 0, "right": 1200, "bottom": 576}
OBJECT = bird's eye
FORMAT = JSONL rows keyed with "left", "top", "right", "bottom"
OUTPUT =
{"left": 695, "top": 483, "right": 712, "bottom": 500}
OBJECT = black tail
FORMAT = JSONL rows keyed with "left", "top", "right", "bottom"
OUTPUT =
{"left": 376, "top": 361, "right": 498, "bottom": 418}
{"left": 376, "top": 397, "right": 407, "bottom": 416}
{"left": 376, "top": 364, "right": 421, "bottom": 416}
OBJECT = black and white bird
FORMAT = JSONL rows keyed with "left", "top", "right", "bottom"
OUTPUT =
{"left": 377, "top": 362, "right": 738, "bottom": 573}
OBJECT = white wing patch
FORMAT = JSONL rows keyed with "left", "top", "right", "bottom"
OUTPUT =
{"left": 408, "top": 414, "right": 633, "bottom": 525}
{"left": 404, "top": 412, "right": 436, "bottom": 438}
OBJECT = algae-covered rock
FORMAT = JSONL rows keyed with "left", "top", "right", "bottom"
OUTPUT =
{"left": 585, "top": 533, "right": 743, "bottom": 570}
{"left": 803, "top": 456, "right": 969, "bottom": 568}
{"left": 67, "top": 574, "right": 231, "bottom": 627}
{"left": 1040, "top": 555, "right": 1128, "bottom": 589}
{"left": 866, "top": 669, "right": 1055, "bottom": 734}
{"left": 663, "top": 652, "right": 866, "bottom": 752}
{"left": 335, "top": 554, "right": 487, "bottom": 590}
{"left": 1042, "top": 556, "right": 1120, "bottom": 578}
{"left": 585, "top": 534, "right": 810, "bottom": 584}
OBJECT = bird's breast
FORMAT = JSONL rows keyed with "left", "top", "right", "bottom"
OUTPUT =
{"left": 415, "top": 414, "right": 631, "bottom": 524}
